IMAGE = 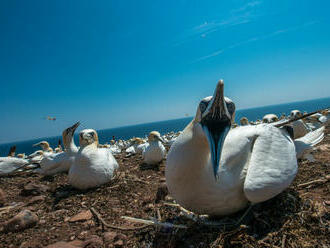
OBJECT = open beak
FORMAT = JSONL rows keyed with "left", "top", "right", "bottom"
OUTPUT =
{"left": 201, "top": 80, "right": 231, "bottom": 178}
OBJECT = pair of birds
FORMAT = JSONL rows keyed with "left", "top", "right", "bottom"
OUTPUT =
{"left": 165, "top": 80, "right": 325, "bottom": 216}
{"left": 36, "top": 123, "right": 118, "bottom": 190}
{"left": 125, "top": 132, "right": 166, "bottom": 165}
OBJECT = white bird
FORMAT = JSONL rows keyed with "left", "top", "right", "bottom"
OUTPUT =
{"left": 262, "top": 114, "right": 279, "bottom": 123}
{"left": 69, "top": 129, "right": 119, "bottom": 190}
{"left": 289, "top": 110, "right": 311, "bottom": 139}
{"left": 37, "top": 122, "right": 80, "bottom": 176}
{"left": 32, "top": 141, "right": 54, "bottom": 154}
{"left": 166, "top": 80, "right": 298, "bottom": 216}
{"left": 0, "top": 157, "right": 29, "bottom": 175}
{"left": 240, "top": 117, "right": 249, "bottom": 126}
{"left": 142, "top": 131, "right": 166, "bottom": 165}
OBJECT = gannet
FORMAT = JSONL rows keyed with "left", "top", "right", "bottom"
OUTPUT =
{"left": 125, "top": 138, "right": 145, "bottom": 154}
{"left": 289, "top": 110, "right": 311, "bottom": 139}
{"left": 7, "top": 146, "right": 16, "bottom": 157}
{"left": 142, "top": 131, "right": 166, "bottom": 165}
{"left": 166, "top": 80, "right": 297, "bottom": 216}
{"left": 69, "top": 129, "right": 119, "bottom": 190}
{"left": 38, "top": 122, "right": 80, "bottom": 176}
{"left": 262, "top": 114, "right": 279, "bottom": 123}
{"left": 0, "top": 157, "right": 29, "bottom": 175}
{"left": 27, "top": 150, "right": 44, "bottom": 164}
{"left": 17, "top": 153, "right": 26, "bottom": 159}
{"left": 239, "top": 117, "right": 249, "bottom": 126}
{"left": 33, "top": 141, "right": 53, "bottom": 153}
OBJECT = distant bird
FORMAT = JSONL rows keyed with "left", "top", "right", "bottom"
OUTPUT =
{"left": 55, "top": 140, "right": 63, "bottom": 153}
{"left": 46, "top": 116, "right": 56, "bottom": 121}
{"left": 262, "top": 114, "right": 279, "bottom": 123}
{"left": 69, "top": 129, "right": 119, "bottom": 190}
{"left": 17, "top": 153, "right": 26, "bottom": 159}
{"left": 33, "top": 141, "right": 53, "bottom": 153}
{"left": 289, "top": 110, "right": 311, "bottom": 139}
{"left": 142, "top": 131, "right": 166, "bottom": 165}
{"left": 240, "top": 117, "right": 249, "bottom": 126}
{"left": 166, "top": 80, "right": 297, "bottom": 216}
{"left": 7, "top": 146, "right": 16, "bottom": 157}
{"left": 37, "top": 122, "right": 80, "bottom": 176}
{"left": 0, "top": 157, "right": 30, "bottom": 175}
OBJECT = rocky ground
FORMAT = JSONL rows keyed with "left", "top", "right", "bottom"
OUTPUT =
{"left": 0, "top": 124, "right": 329, "bottom": 248}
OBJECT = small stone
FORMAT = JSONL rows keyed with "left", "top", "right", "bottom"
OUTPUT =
{"left": 39, "top": 219, "right": 46, "bottom": 224}
{"left": 83, "top": 235, "right": 103, "bottom": 248}
{"left": 114, "top": 240, "right": 124, "bottom": 248}
{"left": 21, "top": 183, "right": 49, "bottom": 196}
{"left": 103, "top": 231, "right": 117, "bottom": 243}
{"left": 68, "top": 210, "right": 93, "bottom": 223}
{"left": 78, "top": 230, "right": 90, "bottom": 240}
{"left": 27, "top": 195, "right": 45, "bottom": 205}
{"left": 0, "top": 188, "right": 6, "bottom": 206}
{"left": 3, "top": 210, "right": 38, "bottom": 232}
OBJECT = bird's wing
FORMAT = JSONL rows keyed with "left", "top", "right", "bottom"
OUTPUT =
{"left": 294, "top": 126, "right": 325, "bottom": 158}
{"left": 0, "top": 157, "right": 29, "bottom": 175}
{"left": 243, "top": 126, "right": 297, "bottom": 203}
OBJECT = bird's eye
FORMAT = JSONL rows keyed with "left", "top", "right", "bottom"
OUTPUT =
{"left": 89, "top": 132, "right": 94, "bottom": 137}
{"left": 199, "top": 101, "right": 208, "bottom": 113}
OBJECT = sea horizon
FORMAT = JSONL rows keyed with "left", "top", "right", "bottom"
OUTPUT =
{"left": 0, "top": 96, "right": 329, "bottom": 156}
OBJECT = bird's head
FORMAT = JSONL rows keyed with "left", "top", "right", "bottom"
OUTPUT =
{"left": 79, "top": 129, "right": 99, "bottom": 147}
{"left": 33, "top": 141, "right": 51, "bottom": 151}
{"left": 290, "top": 110, "right": 302, "bottom": 119}
{"left": 240, "top": 117, "right": 249, "bottom": 126}
{"left": 148, "top": 131, "right": 165, "bottom": 143}
{"left": 262, "top": 114, "right": 279, "bottom": 123}
{"left": 62, "top": 122, "right": 80, "bottom": 146}
{"left": 193, "top": 80, "right": 235, "bottom": 178}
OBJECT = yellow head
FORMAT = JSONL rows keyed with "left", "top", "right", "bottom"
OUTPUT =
{"left": 79, "top": 129, "right": 99, "bottom": 147}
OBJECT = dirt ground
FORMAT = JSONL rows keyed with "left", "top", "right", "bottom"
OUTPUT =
{"left": 0, "top": 124, "right": 329, "bottom": 248}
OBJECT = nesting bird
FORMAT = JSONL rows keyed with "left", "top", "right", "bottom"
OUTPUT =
{"left": 240, "top": 117, "right": 249, "bottom": 126}
{"left": 289, "top": 110, "right": 311, "bottom": 139}
{"left": 69, "top": 129, "right": 119, "bottom": 190}
{"left": 262, "top": 114, "right": 279, "bottom": 123}
{"left": 38, "top": 122, "right": 80, "bottom": 176}
{"left": 142, "top": 131, "right": 166, "bottom": 165}
{"left": 166, "top": 80, "right": 298, "bottom": 216}
{"left": 33, "top": 141, "right": 53, "bottom": 153}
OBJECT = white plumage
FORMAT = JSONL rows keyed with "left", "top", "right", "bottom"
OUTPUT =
{"left": 69, "top": 129, "right": 119, "bottom": 190}
{"left": 142, "top": 131, "right": 166, "bottom": 165}
{"left": 166, "top": 80, "right": 298, "bottom": 216}
{"left": 38, "top": 122, "right": 79, "bottom": 176}
{"left": 0, "top": 157, "right": 29, "bottom": 175}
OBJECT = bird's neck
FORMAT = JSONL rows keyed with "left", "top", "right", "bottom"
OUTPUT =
{"left": 64, "top": 136, "right": 78, "bottom": 153}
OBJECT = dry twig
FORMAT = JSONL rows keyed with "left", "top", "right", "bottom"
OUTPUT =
{"left": 90, "top": 207, "right": 149, "bottom": 231}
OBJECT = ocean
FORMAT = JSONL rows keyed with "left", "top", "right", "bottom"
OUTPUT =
{"left": 1, "top": 97, "right": 329, "bottom": 157}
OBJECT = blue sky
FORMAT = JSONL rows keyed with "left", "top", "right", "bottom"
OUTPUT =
{"left": 1, "top": 0, "right": 330, "bottom": 143}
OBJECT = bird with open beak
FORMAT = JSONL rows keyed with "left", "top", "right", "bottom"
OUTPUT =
{"left": 166, "top": 80, "right": 298, "bottom": 217}
{"left": 199, "top": 81, "right": 235, "bottom": 177}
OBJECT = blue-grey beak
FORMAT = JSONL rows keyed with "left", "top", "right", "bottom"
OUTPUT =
{"left": 201, "top": 81, "right": 232, "bottom": 178}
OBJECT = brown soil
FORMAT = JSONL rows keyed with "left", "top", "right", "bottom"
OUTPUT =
{"left": 0, "top": 124, "right": 329, "bottom": 248}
